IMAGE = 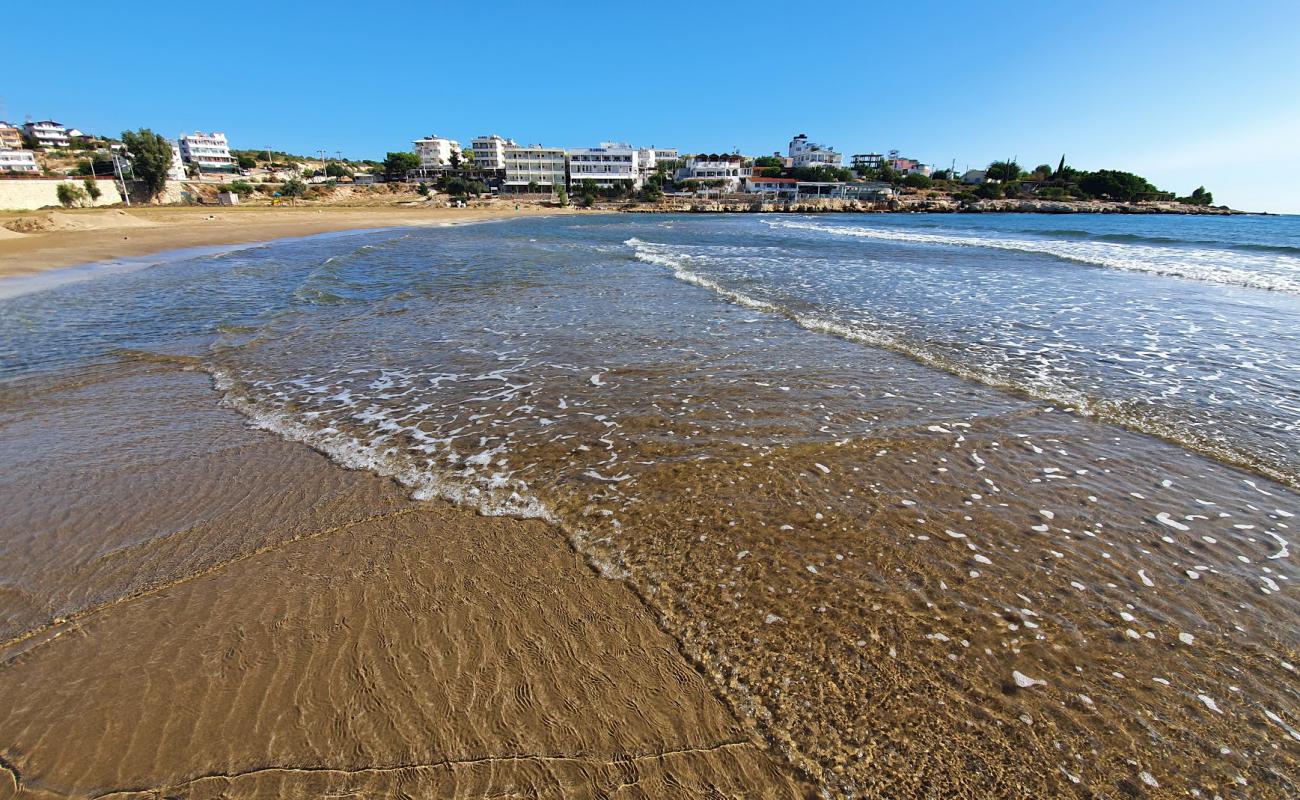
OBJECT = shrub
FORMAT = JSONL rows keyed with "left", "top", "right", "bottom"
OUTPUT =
{"left": 903, "top": 173, "right": 932, "bottom": 189}
{"left": 555, "top": 187, "right": 569, "bottom": 206}
{"left": 974, "top": 182, "right": 1002, "bottom": 199}
{"left": 228, "top": 180, "right": 255, "bottom": 196}
{"left": 56, "top": 183, "right": 87, "bottom": 207}
{"left": 83, "top": 178, "right": 102, "bottom": 201}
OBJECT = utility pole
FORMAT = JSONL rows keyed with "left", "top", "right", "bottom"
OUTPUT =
{"left": 113, "top": 147, "right": 131, "bottom": 207}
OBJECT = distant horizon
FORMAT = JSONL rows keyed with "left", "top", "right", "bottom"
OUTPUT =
{"left": 7, "top": 0, "right": 1299, "bottom": 213}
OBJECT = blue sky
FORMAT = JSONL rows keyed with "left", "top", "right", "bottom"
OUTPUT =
{"left": 8, "top": 0, "right": 1300, "bottom": 212}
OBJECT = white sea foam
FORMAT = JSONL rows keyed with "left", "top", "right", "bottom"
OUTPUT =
{"left": 764, "top": 218, "right": 1300, "bottom": 295}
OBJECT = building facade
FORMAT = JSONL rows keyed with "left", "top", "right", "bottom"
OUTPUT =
{"left": 676, "top": 154, "right": 752, "bottom": 191}
{"left": 178, "top": 131, "right": 235, "bottom": 172}
{"left": 502, "top": 144, "right": 567, "bottom": 193}
{"left": 23, "top": 120, "right": 70, "bottom": 148}
{"left": 567, "top": 143, "right": 641, "bottom": 189}
{"left": 0, "top": 148, "right": 39, "bottom": 172}
{"left": 413, "top": 135, "right": 461, "bottom": 169}
{"left": 788, "top": 134, "right": 842, "bottom": 168}
{"left": 0, "top": 122, "right": 23, "bottom": 150}
{"left": 851, "top": 153, "right": 884, "bottom": 170}
{"left": 652, "top": 148, "right": 679, "bottom": 164}
{"left": 470, "top": 135, "right": 514, "bottom": 170}
{"left": 168, "top": 140, "right": 187, "bottom": 181}
{"left": 744, "top": 175, "right": 798, "bottom": 199}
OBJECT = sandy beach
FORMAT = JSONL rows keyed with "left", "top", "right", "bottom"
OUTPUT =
{"left": 0, "top": 204, "right": 573, "bottom": 280}
{"left": 2, "top": 212, "right": 1297, "bottom": 799}
{"left": 0, "top": 361, "right": 805, "bottom": 799}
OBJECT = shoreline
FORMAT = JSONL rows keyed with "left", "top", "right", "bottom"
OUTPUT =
{"left": 0, "top": 204, "right": 576, "bottom": 282}
{"left": 1, "top": 200, "right": 1267, "bottom": 287}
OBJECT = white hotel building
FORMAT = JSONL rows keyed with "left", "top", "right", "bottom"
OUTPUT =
{"left": 567, "top": 143, "right": 641, "bottom": 190}
{"left": 502, "top": 144, "right": 566, "bottom": 193}
{"left": 413, "top": 135, "right": 461, "bottom": 169}
{"left": 675, "top": 154, "right": 752, "bottom": 192}
{"left": 470, "top": 135, "right": 515, "bottom": 170}
{"left": 788, "top": 133, "right": 842, "bottom": 168}
{"left": 178, "top": 131, "right": 235, "bottom": 172}
{"left": 23, "top": 120, "right": 71, "bottom": 148}
{"left": 0, "top": 148, "right": 39, "bottom": 172}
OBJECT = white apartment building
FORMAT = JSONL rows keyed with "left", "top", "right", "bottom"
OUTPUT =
{"left": 567, "top": 143, "right": 641, "bottom": 189}
{"left": 652, "top": 148, "right": 679, "bottom": 163}
{"left": 676, "top": 154, "right": 752, "bottom": 191}
{"left": 788, "top": 133, "right": 842, "bottom": 168}
{"left": 0, "top": 149, "right": 39, "bottom": 172}
{"left": 502, "top": 144, "right": 566, "bottom": 193}
{"left": 178, "top": 131, "right": 235, "bottom": 172}
{"left": 470, "top": 135, "right": 515, "bottom": 170}
{"left": 23, "top": 120, "right": 71, "bottom": 148}
{"left": 0, "top": 122, "right": 23, "bottom": 150}
{"left": 413, "top": 134, "right": 461, "bottom": 169}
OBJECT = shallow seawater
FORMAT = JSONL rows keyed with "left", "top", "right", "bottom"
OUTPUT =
{"left": 2, "top": 213, "right": 1298, "bottom": 797}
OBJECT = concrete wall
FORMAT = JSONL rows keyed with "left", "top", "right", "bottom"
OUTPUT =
{"left": 0, "top": 178, "right": 125, "bottom": 210}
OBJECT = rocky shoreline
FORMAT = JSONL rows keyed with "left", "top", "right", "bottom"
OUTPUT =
{"left": 619, "top": 196, "right": 1248, "bottom": 215}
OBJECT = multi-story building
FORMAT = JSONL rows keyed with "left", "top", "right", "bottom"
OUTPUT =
{"left": 23, "top": 120, "right": 71, "bottom": 148}
{"left": 567, "top": 143, "right": 641, "bottom": 190}
{"left": 675, "top": 154, "right": 752, "bottom": 191}
{"left": 889, "top": 156, "right": 930, "bottom": 176}
{"left": 0, "top": 122, "right": 23, "bottom": 150}
{"left": 502, "top": 144, "right": 567, "bottom": 193}
{"left": 652, "top": 148, "right": 679, "bottom": 164}
{"left": 413, "top": 134, "right": 461, "bottom": 169}
{"left": 178, "top": 131, "right": 235, "bottom": 172}
{"left": 0, "top": 148, "right": 39, "bottom": 172}
{"left": 788, "top": 134, "right": 842, "bottom": 168}
{"left": 851, "top": 153, "right": 884, "bottom": 171}
{"left": 470, "top": 135, "right": 514, "bottom": 170}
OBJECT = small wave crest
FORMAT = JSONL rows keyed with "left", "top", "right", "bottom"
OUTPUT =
{"left": 625, "top": 237, "right": 1300, "bottom": 489}
{"left": 764, "top": 219, "right": 1300, "bottom": 294}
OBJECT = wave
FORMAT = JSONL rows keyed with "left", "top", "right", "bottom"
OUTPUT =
{"left": 626, "top": 237, "right": 1299, "bottom": 489}
{"left": 764, "top": 219, "right": 1300, "bottom": 294}
{"left": 1031, "top": 228, "right": 1300, "bottom": 255}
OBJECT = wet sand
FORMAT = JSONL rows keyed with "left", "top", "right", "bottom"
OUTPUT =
{"left": 0, "top": 363, "right": 805, "bottom": 799}
{"left": 0, "top": 205, "right": 574, "bottom": 280}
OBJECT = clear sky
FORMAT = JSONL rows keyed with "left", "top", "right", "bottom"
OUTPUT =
{"left": 7, "top": 0, "right": 1300, "bottom": 212}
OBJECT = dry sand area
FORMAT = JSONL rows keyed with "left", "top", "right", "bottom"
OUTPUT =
{"left": 0, "top": 205, "right": 573, "bottom": 280}
{"left": 0, "top": 363, "right": 806, "bottom": 799}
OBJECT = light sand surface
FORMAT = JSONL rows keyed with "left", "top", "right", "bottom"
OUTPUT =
{"left": 0, "top": 205, "right": 576, "bottom": 280}
{"left": 0, "top": 362, "right": 805, "bottom": 799}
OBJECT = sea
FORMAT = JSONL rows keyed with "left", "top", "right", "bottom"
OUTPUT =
{"left": 2, "top": 212, "right": 1297, "bottom": 797}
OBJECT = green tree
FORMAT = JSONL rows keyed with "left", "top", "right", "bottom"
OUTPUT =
{"left": 449, "top": 150, "right": 462, "bottom": 169}
{"left": 236, "top": 153, "right": 257, "bottom": 170}
{"left": 931, "top": 169, "right": 952, "bottom": 181}
{"left": 639, "top": 182, "right": 664, "bottom": 202}
{"left": 228, "top": 180, "right": 255, "bottom": 196}
{"left": 974, "top": 182, "right": 1003, "bottom": 199}
{"left": 555, "top": 186, "right": 569, "bottom": 206}
{"left": 325, "top": 162, "right": 351, "bottom": 178}
{"left": 83, "top": 178, "right": 102, "bottom": 202}
{"left": 1177, "top": 186, "right": 1214, "bottom": 206}
{"left": 56, "top": 183, "right": 87, "bottom": 207}
{"left": 382, "top": 151, "right": 421, "bottom": 181}
{"left": 986, "top": 160, "right": 1023, "bottom": 182}
{"left": 120, "top": 128, "right": 176, "bottom": 199}
{"left": 903, "top": 172, "right": 933, "bottom": 189}
{"left": 1031, "top": 164, "right": 1053, "bottom": 180}
{"left": 417, "top": 182, "right": 430, "bottom": 197}
{"left": 75, "top": 155, "right": 113, "bottom": 177}
{"left": 1078, "top": 169, "right": 1160, "bottom": 202}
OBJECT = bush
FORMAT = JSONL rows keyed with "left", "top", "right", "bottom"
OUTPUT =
{"left": 974, "top": 182, "right": 1002, "bottom": 199}
{"left": 280, "top": 178, "right": 307, "bottom": 199}
{"left": 56, "top": 183, "right": 87, "bottom": 207}
{"left": 986, "top": 160, "right": 1023, "bottom": 182}
{"left": 1078, "top": 169, "right": 1161, "bottom": 202}
{"left": 639, "top": 182, "right": 664, "bottom": 202}
{"left": 236, "top": 154, "right": 257, "bottom": 170}
{"left": 555, "top": 187, "right": 569, "bottom": 206}
{"left": 228, "top": 180, "right": 255, "bottom": 196}
{"left": 903, "top": 173, "right": 932, "bottom": 189}
{"left": 83, "top": 178, "right": 102, "bottom": 201}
